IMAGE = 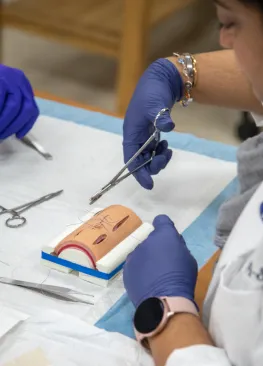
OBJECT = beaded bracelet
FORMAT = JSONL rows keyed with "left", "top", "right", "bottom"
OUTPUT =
{"left": 173, "top": 52, "right": 197, "bottom": 107}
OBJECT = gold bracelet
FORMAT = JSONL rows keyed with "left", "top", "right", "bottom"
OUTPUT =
{"left": 190, "top": 54, "right": 198, "bottom": 87}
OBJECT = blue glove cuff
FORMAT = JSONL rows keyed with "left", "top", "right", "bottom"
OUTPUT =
{"left": 147, "top": 58, "right": 184, "bottom": 104}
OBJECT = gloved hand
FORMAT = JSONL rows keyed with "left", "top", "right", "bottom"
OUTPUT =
{"left": 0, "top": 64, "right": 39, "bottom": 140}
{"left": 123, "top": 58, "right": 183, "bottom": 190}
{"left": 123, "top": 215, "right": 198, "bottom": 309}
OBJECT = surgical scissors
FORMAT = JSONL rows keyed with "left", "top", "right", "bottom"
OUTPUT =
{"left": 0, "top": 189, "right": 63, "bottom": 228}
{"left": 89, "top": 108, "right": 169, "bottom": 205}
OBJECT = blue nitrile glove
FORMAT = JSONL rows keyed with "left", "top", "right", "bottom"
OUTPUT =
{"left": 123, "top": 58, "right": 183, "bottom": 190}
{"left": 0, "top": 64, "right": 39, "bottom": 139}
{"left": 123, "top": 215, "right": 198, "bottom": 309}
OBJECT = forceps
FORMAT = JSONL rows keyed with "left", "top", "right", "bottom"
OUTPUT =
{"left": 19, "top": 134, "right": 53, "bottom": 160}
{"left": 0, "top": 189, "right": 63, "bottom": 228}
{"left": 89, "top": 108, "right": 169, "bottom": 205}
{"left": 0, "top": 277, "right": 94, "bottom": 305}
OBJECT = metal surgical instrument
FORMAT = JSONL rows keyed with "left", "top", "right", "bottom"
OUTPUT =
{"left": 0, "top": 277, "right": 94, "bottom": 305}
{"left": 19, "top": 134, "right": 53, "bottom": 160}
{"left": 0, "top": 189, "right": 63, "bottom": 228}
{"left": 89, "top": 108, "right": 169, "bottom": 205}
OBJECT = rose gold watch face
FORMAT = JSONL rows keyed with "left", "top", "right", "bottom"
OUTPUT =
{"left": 54, "top": 205, "right": 142, "bottom": 261}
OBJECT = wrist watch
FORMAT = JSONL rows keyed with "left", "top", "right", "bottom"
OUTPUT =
{"left": 134, "top": 296, "right": 199, "bottom": 349}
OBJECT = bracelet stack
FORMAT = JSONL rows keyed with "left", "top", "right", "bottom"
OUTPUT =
{"left": 173, "top": 52, "right": 197, "bottom": 107}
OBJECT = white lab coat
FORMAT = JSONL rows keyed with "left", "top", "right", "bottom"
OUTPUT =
{"left": 166, "top": 181, "right": 263, "bottom": 366}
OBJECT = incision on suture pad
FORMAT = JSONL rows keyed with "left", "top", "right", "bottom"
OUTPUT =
{"left": 113, "top": 216, "right": 129, "bottom": 231}
{"left": 93, "top": 234, "right": 107, "bottom": 245}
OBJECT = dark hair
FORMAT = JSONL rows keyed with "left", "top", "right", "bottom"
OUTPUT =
{"left": 238, "top": 0, "right": 263, "bottom": 10}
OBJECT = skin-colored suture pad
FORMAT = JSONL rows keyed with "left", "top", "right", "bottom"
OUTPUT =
{"left": 41, "top": 205, "right": 153, "bottom": 286}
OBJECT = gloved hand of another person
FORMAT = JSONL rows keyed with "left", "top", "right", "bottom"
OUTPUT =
{"left": 123, "top": 58, "right": 183, "bottom": 190}
{"left": 0, "top": 64, "right": 39, "bottom": 140}
{"left": 123, "top": 215, "right": 198, "bottom": 309}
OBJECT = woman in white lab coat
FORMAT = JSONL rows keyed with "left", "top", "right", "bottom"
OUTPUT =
{"left": 122, "top": 1, "right": 263, "bottom": 365}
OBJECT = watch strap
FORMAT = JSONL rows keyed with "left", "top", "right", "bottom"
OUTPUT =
{"left": 163, "top": 296, "right": 199, "bottom": 316}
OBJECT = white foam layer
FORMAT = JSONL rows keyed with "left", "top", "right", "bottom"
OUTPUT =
{"left": 97, "top": 223, "right": 153, "bottom": 273}
{"left": 43, "top": 222, "right": 153, "bottom": 275}
{"left": 59, "top": 248, "right": 95, "bottom": 269}
{"left": 42, "top": 211, "right": 153, "bottom": 286}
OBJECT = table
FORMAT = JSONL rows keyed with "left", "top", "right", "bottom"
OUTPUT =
{"left": 0, "top": 91, "right": 238, "bottom": 340}
{"left": 35, "top": 91, "right": 236, "bottom": 317}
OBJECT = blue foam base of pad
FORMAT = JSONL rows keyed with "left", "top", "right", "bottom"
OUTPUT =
{"left": 41, "top": 251, "right": 124, "bottom": 280}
